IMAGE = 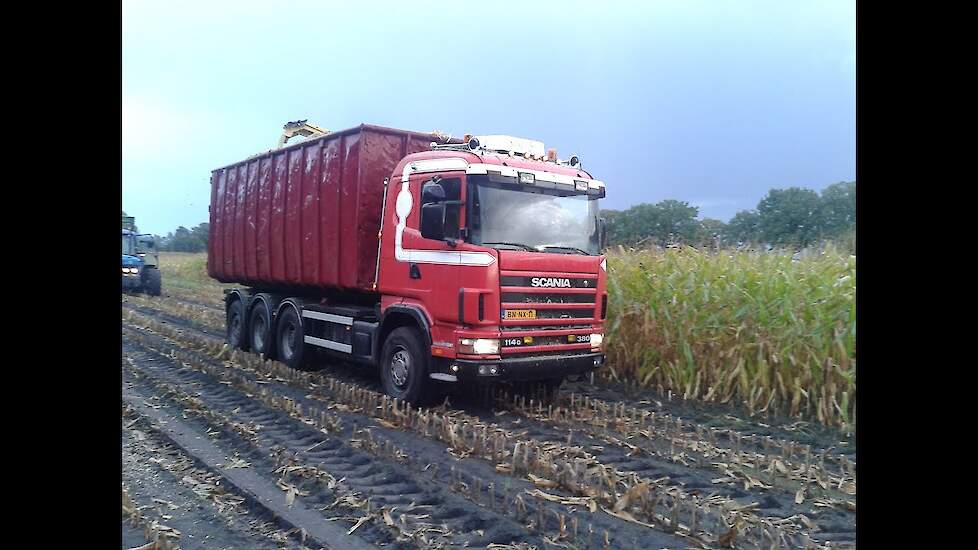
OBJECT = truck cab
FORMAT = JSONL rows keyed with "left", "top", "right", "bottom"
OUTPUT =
{"left": 375, "top": 136, "right": 607, "bottom": 397}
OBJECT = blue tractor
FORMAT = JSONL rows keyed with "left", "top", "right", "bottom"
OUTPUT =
{"left": 122, "top": 216, "right": 162, "bottom": 296}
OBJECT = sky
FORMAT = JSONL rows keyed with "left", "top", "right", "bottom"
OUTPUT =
{"left": 123, "top": 0, "right": 855, "bottom": 237}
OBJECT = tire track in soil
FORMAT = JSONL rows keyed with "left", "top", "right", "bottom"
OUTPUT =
{"left": 163, "top": 293, "right": 225, "bottom": 312}
{"left": 489, "top": 397, "right": 855, "bottom": 545}
{"left": 562, "top": 380, "right": 856, "bottom": 460}
{"left": 122, "top": 296, "right": 856, "bottom": 495}
{"left": 123, "top": 336, "right": 567, "bottom": 550}
{"left": 123, "top": 407, "right": 311, "bottom": 549}
{"left": 123, "top": 296, "right": 854, "bottom": 464}
{"left": 124, "top": 323, "right": 696, "bottom": 549}
{"left": 123, "top": 311, "right": 843, "bottom": 550}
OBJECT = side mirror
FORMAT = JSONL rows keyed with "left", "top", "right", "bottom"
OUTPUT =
{"left": 598, "top": 217, "right": 607, "bottom": 249}
{"left": 420, "top": 203, "right": 446, "bottom": 240}
{"left": 421, "top": 181, "right": 446, "bottom": 204}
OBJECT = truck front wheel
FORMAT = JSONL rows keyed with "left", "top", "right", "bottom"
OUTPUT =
{"left": 380, "top": 327, "right": 430, "bottom": 405}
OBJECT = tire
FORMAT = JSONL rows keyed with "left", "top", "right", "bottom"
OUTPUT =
{"left": 249, "top": 300, "right": 273, "bottom": 358}
{"left": 380, "top": 327, "right": 431, "bottom": 405}
{"left": 276, "top": 305, "right": 317, "bottom": 371}
{"left": 142, "top": 268, "right": 162, "bottom": 296}
{"left": 226, "top": 299, "right": 247, "bottom": 351}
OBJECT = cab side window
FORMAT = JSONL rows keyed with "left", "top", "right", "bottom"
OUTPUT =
{"left": 440, "top": 178, "right": 461, "bottom": 240}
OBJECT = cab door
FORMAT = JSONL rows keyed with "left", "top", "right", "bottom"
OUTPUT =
{"left": 396, "top": 172, "right": 463, "bottom": 324}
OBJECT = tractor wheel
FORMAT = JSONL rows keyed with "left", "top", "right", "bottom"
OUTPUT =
{"left": 143, "top": 268, "right": 162, "bottom": 296}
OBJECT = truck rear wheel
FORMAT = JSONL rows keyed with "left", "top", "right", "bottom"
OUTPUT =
{"left": 226, "top": 299, "right": 247, "bottom": 350}
{"left": 276, "top": 306, "right": 316, "bottom": 371}
{"left": 380, "top": 327, "right": 430, "bottom": 405}
{"left": 143, "top": 268, "right": 162, "bottom": 296}
{"left": 249, "top": 301, "right": 273, "bottom": 358}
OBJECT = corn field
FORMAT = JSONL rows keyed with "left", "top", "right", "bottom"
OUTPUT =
{"left": 158, "top": 248, "right": 856, "bottom": 429}
{"left": 605, "top": 245, "right": 855, "bottom": 428}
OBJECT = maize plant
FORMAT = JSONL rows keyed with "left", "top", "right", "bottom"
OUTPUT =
{"left": 604, "top": 245, "right": 855, "bottom": 429}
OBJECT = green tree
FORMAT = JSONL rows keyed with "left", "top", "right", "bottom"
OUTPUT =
{"left": 653, "top": 200, "right": 701, "bottom": 244}
{"left": 757, "top": 187, "right": 823, "bottom": 247}
{"left": 190, "top": 222, "right": 210, "bottom": 249}
{"left": 603, "top": 200, "right": 700, "bottom": 246}
{"left": 696, "top": 218, "right": 727, "bottom": 247}
{"left": 726, "top": 210, "right": 761, "bottom": 243}
{"left": 819, "top": 181, "right": 856, "bottom": 238}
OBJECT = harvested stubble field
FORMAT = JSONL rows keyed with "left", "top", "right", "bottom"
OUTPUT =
{"left": 122, "top": 250, "right": 855, "bottom": 549}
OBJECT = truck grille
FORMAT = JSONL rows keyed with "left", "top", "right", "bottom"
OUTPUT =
{"left": 499, "top": 270, "right": 598, "bottom": 340}
{"left": 501, "top": 292, "right": 595, "bottom": 304}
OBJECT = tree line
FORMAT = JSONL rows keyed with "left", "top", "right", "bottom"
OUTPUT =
{"left": 156, "top": 223, "right": 210, "bottom": 253}
{"left": 140, "top": 181, "right": 854, "bottom": 254}
{"left": 602, "top": 181, "right": 855, "bottom": 249}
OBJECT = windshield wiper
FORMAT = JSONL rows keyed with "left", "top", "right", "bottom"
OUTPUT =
{"left": 482, "top": 241, "right": 537, "bottom": 252}
{"left": 540, "top": 245, "right": 591, "bottom": 255}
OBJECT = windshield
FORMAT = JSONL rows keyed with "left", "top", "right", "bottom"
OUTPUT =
{"left": 137, "top": 236, "right": 156, "bottom": 253}
{"left": 468, "top": 175, "right": 600, "bottom": 255}
{"left": 122, "top": 234, "right": 136, "bottom": 256}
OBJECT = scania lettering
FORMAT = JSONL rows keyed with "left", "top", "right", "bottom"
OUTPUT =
{"left": 208, "top": 123, "right": 609, "bottom": 404}
{"left": 531, "top": 277, "right": 572, "bottom": 288}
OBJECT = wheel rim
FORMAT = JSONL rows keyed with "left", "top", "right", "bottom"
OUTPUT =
{"left": 253, "top": 315, "right": 265, "bottom": 350}
{"left": 280, "top": 322, "right": 296, "bottom": 361}
{"left": 390, "top": 347, "right": 411, "bottom": 390}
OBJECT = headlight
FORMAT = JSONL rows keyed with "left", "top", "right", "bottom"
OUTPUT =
{"left": 590, "top": 333, "right": 604, "bottom": 348}
{"left": 458, "top": 338, "right": 500, "bottom": 355}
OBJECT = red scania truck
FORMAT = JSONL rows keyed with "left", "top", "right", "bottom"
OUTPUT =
{"left": 208, "top": 123, "right": 608, "bottom": 403}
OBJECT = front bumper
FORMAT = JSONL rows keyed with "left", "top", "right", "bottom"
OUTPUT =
{"left": 435, "top": 352, "right": 604, "bottom": 383}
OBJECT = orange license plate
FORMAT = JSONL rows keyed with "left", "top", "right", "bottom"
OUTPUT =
{"left": 504, "top": 309, "right": 537, "bottom": 320}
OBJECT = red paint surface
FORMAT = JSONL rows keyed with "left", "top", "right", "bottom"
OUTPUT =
{"left": 208, "top": 124, "right": 452, "bottom": 292}
{"left": 207, "top": 123, "right": 607, "bottom": 358}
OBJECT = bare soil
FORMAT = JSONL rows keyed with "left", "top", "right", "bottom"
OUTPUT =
{"left": 122, "top": 293, "right": 855, "bottom": 549}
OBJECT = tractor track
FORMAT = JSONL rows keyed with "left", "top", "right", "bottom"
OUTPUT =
{"left": 123, "top": 296, "right": 855, "bottom": 468}
{"left": 122, "top": 403, "right": 321, "bottom": 550}
{"left": 123, "top": 324, "right": 693, "bottom": 549}
{"left": 124, "top": 335, "right": 549, "bottom": 549}
{"left": 123, "top": 303, "right": 855, "bottom": 549}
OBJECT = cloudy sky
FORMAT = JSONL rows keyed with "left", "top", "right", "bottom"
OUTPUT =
{"left": 123, "top": 0, "right": 855, "bottom": 236}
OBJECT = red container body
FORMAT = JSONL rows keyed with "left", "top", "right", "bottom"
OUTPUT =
{"left": 207, "top": 124, "right": 447, "bottom": 292}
